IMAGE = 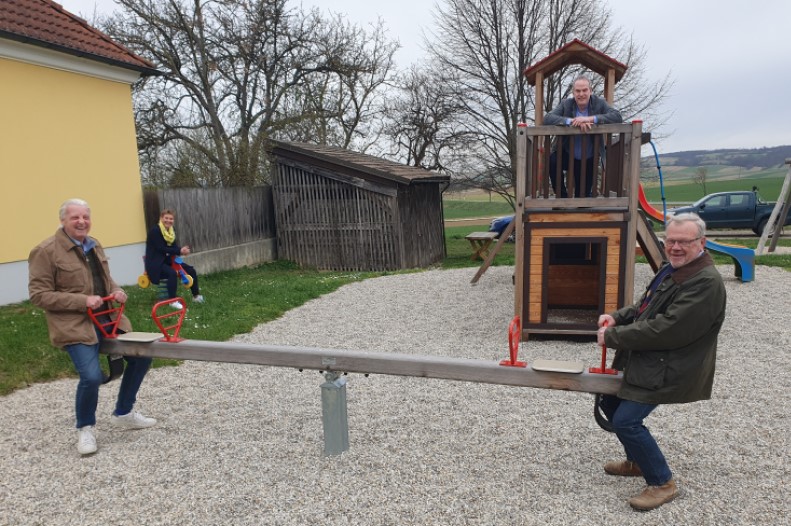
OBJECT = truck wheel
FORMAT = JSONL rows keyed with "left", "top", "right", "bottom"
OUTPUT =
{"left": 754, "top": 218, "right": 768, "bottom": 237}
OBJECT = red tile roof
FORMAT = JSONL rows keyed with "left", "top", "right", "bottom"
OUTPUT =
{"left": 0, "top": 0, "right": 157, "bottom": 74}
{"left": 524, "top": 39, "right": 627, "bottom": 85}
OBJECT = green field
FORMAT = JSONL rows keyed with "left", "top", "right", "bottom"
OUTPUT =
{"left": 640, "top": 167, "right": 787, "bottom": 204}
{"left": 445, "top": 170, "right": 789, "bottom": 214}
{"left": 443, "top": 192, "right": 513, "bottom": 219}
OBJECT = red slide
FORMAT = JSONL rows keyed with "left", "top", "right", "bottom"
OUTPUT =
{"left": 638, "top": 184, "right": 665, "bottom": 222}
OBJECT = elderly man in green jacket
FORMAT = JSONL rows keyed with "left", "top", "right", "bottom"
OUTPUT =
{"left": 597, "top": 212, "right": 726, "bottom": 511}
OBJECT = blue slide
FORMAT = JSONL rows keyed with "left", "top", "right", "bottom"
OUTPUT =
{"left": 642, "top": 142, "right": 755, "bottom": 283}
{"left": 705, "top": 239, "right": 755, "bottom": 282}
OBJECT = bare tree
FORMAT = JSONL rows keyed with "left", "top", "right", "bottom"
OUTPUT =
{"left": 423, "top": 0, "right": 673, "bottom": 202}
{"left": 104, "top": 0, "right": 397, "bottom": 186}
{"left": 379, "top": 65, "right": 478, "bottom": 172}
{"left": 278, "top": 15, "right": 398, "bottom": 152}
{"left": 424, "top": 0, "right": 543, "bottom": 204}
{"left": 695, "top": 167, "right": 708, "bottom": 195}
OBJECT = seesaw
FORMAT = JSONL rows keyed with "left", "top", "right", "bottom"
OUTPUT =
{"left": 93, "top": 299, "right": 622, "bottom": 455}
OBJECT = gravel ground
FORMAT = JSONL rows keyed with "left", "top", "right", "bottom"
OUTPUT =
{"left": 1, "top": 264, "right": 789, "bottom": 525}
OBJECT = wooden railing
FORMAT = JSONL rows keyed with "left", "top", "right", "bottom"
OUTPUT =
{"left": 523, "top": 123, "right": 637, "bottom": 207}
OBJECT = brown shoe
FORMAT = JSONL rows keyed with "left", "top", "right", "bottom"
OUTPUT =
{"left": 603, "top": 460, "right": 643, "bottom": 477}
{"left": 628, "top": 479, "right": 678, "bottom": 511}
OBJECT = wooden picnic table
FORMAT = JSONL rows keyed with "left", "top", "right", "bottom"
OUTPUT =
{"left": 465, "top": 231, "right": 499, "bottom": 261}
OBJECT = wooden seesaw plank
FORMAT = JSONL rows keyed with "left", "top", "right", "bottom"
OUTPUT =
{"left": 101, "top": 339, "right": 622, "bottom": 395}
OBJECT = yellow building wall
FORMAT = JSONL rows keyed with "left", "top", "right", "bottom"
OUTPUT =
{"left": 0, "top": 57, "right": 145, "bottom": 264}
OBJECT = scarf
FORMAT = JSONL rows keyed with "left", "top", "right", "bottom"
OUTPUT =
{"left": 638, "top": 264, "right": 676, "bottom": 314}
{"left": 159, "top": 221, "right": 176, "bottom": 246}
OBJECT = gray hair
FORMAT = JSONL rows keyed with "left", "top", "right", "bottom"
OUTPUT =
{"left": 666, "top": 212, "right": 706, "bottom": 238}
{"left": 59, "top": 198, "right": 90, "bottom": 220}
{"left": 573, "top": 75, "right": 592, "bottom": 89}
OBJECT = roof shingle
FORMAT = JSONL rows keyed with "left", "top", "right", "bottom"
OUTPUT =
{"left": 0, "top": 0, "right": 156, "bottom": 74}
{"left": 269, "top": 141, "right": 450, "bottom": 185}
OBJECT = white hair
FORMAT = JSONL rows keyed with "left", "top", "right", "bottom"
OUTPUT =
{"left": 666, "top": 212, "right": 706, "bottom": 238}
{"left": 59, "top": 198, "right": 90, "bottom": 221}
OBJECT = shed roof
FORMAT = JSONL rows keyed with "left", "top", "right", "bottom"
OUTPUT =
{"left": 524, "top": 39, "right": 627, "bottom": 85}
{"left": 0, "top": 0, "right": 157, "bottom": 75}
{"left": 269, "top": 141, "right": 450, "bottom": 185}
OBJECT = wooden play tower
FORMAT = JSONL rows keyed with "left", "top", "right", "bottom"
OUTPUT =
{"left": 513, "top": 40, "right": 664, "bottom": 339}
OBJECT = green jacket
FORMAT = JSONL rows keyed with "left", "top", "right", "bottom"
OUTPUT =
{"left": 28, "top": 228, "right": 132, "bottom": 348}
{"left": 605, "top": 253, "right": 726, "bottom": 404}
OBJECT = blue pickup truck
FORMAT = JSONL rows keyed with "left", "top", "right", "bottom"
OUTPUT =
{"left": 671, "top": 190, "right": 791, "bottom": 236}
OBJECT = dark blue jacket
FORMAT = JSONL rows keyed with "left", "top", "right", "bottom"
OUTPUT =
{"left": 544, "top": 94, "right": 623, "bottom": 159}
{"left": 544, "top": 93, "right": 622, "bottom": 126}
{"left": 144, "top": 225, "right": 184, "bottom": 284}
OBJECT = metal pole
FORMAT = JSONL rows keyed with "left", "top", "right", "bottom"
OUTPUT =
{"left": 321, "top": 371, "right": 349, "bottom": 456}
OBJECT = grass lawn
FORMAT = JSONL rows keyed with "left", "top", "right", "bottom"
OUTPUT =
{"left": 442, "top": 225, "right": 515, "bottom": 269}
{"left": 0, "top": 261, "right": 377, "bottom": 396}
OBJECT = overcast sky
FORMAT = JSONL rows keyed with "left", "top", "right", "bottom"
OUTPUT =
{"left": 63, "top": 0, "right": 791, "bottom": 154}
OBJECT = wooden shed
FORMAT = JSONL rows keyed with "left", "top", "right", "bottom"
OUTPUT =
{"left": 268, "top": 141, "right": 450, "bottom": 271}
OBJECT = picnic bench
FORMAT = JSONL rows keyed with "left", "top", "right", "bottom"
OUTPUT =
{"left": 465, "top": 231, "right": 499, "bottom": 261}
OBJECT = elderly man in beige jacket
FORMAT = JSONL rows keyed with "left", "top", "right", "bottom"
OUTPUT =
{"left": 29, "top": 198, "right": 157, "bottom": 456}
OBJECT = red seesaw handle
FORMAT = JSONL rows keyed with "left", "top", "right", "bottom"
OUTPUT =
{"left": 500, "top": 315, "right": 527, "bottom": 368}
{"left": 589, "top": 319, "right": 617, "bottom": 375}
{"left": 151, "top": 298, "right": 187, "bottom": 342}
{"left": 87, "top": 295, "right": 125, "bottom": 339}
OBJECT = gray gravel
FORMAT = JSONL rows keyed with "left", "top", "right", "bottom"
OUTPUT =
{"left": 1, "top": 264, "right": 789, "bottom": 525}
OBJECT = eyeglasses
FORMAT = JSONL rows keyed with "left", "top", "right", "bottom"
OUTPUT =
{"left": 664, "top": 237, "right": 702, "bottom": 248}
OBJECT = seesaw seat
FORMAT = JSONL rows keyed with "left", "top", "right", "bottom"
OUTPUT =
{"left": 117, "top": 332, "right": 163, "bottom": 343}
{"left": 531, "top": 359, "right": 585, "bottom": 374}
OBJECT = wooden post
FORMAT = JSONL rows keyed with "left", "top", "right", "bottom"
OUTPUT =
{"left": 622, "top": 121, "right": 644, "bottom": 305}
{"left": 604, "top": 67, "right": 616, "bottom": 104}
{"left": 756, "top": 159, "right": 791, "bottom": 255}
{"left": 514, "top": 126, "right": 528, "bottom": 319}
{"left": 534, "top": 72, "right": 544, "bottom": 126}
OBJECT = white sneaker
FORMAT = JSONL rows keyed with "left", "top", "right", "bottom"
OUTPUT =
{"left": 111, "top": 411, "right": 157, "bottom": 429}
{"left": 77, "top": 426, "right": 97, "bottom": 455}
{"left": 193, "top": 295, "right": 205, "bottom": 304}
{"left": 170, "top": 301, "right": 184, "bottom": 310}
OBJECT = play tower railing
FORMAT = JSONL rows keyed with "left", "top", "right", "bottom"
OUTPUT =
{"left": 522, "top": 122, "right": 639, "bottom": 204}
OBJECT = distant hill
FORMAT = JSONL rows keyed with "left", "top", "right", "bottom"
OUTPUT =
{"left": 649, "top": 145, "right": 791, "bottom": 170}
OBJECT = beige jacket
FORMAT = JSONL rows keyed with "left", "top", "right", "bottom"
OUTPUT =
{"left": 28, "top": 228, "right": 131, "bottom": 348}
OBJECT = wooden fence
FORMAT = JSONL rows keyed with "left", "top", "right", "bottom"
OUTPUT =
{"left": 143, "top": 186, "right": 276, "bottom": 253}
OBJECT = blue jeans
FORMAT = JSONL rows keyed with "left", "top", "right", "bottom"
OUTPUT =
{"left": 65, "top": 331, "right": 152, "bottom": 428}
{"left": 599, "top": 395, "right": 673, "bottom": 486}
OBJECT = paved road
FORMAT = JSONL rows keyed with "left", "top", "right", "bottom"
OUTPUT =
{"left": 445, "top": 217, "right": 496, "bottom": 228}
